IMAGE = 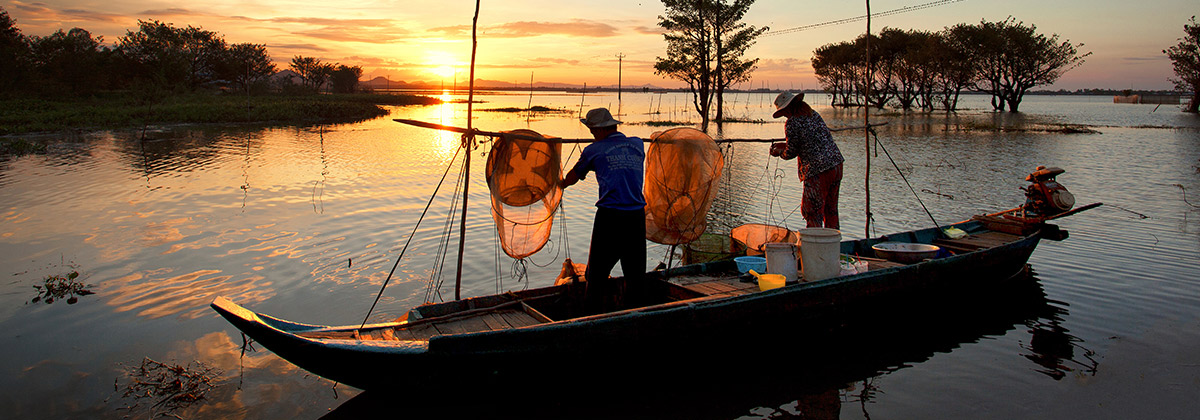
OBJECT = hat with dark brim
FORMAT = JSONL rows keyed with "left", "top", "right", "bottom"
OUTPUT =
{"left": 580, "top": 108, "right": 621, "bottom": 128}
{"left": 772, "top": 92, "right": 804, "bottom": 118}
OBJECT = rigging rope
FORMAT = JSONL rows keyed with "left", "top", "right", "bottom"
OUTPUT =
{"left": 869, "top": 128, "right": 943, "bottom": 232}
{"left": 427, "top": 149, "right": 469, "bottom": 303}
{"left": 763, "top": 0, "right": 967, "bottom": 37}
{"left": 360, "top": 143, "right": 463, "bottom": 327}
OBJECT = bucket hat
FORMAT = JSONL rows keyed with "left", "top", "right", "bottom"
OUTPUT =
{"left": 580, "top": 108, "right": 621, "bottom": 128}
{"left": 772, "top": 92, "right": 804, "bottom": 118}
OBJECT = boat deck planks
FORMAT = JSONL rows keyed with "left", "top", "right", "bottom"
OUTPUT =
{"left": 673, "top": 276, "right": 761, "bottom": 297}
{"left": 295, "top": 306, "right": 547, "bottom": 343}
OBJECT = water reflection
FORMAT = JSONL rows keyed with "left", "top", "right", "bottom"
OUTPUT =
{"left": 1021, "top": 299, "right": 1099, "bottom": 380}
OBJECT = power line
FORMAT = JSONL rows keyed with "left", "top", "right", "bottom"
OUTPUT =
{"left": 762, "top": 0, "right": 967, "bottom": 37}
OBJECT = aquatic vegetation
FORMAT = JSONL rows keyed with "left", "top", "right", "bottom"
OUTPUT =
{"left": 635, "top": 120, "right": 694, "bottom": 127}
{"left": 0, "top": 93, "right": 442, "bottom": 135}
{"left": 30, "top": 270, "right": 93, "bottom": 304}
{"left": 478, "top": 105, "right": 570, "bottom": 113}
{"left": 0, "top": 137, "right": 48, "bottom": 155}
{"left": 715, "top": 117, "right": 768, "bottom": 124}
{"left": 115, "top": 357, "right": 222, "bottom": 417}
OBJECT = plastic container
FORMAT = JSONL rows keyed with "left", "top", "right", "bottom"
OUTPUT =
{"left": 734, "top": 256, "right": 766, "bottom": 274}
{"left": 764, "top": 242, "right": 799, "bottom": 283}
{"left": 757, "top": 273, "right": 786, "bottom": 291}
{"left": 799, "top": 228, "right": 841, "bottom": 282}
{"left": 871, "top": 242, "right": 940, "bottom": 263}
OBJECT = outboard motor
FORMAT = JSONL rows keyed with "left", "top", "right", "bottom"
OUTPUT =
{"left": 1022, "top": 166, "right": 1075, "bottom": 217}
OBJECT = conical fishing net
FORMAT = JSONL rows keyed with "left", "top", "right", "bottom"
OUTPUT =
{"left": 643, "top": 127, "right": 724, "bottom": 245}
{"left": 731, "top": 223, "right": 798, "bottom": 255}
{"left": 485, "top": 129, "right": 562, "bottom": 259}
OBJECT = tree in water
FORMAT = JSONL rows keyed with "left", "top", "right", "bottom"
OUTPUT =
{"left": 655, "top": 0, "right": 765, "bottom": 131}
{"left": 955, "top": 18, "right": 1089, "bottom": 112}
{"left": 1165, "top": 16, "right": 1200, "bottom": 113}
{"left": 712, "top": 0, "right": 767, "bottom": 124}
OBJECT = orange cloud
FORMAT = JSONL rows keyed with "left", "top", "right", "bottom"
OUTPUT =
{"left": 10, "top": 1, "right": 127, "bottom": 23}
{"left": 431, "top": 19, "right": 620, "bottom": 38}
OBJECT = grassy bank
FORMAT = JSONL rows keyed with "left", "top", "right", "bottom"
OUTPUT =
{"left": 0, "top": 93, "right": 442, "bottom": 136}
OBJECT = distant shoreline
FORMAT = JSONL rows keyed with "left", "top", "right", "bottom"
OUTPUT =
{"left": 0, "top": 93, "right": 442, "bottom": 136}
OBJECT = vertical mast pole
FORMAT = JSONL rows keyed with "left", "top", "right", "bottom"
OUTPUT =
{"left": 864, "top": 0, "right": 872, "bottom": 239}
{"left": 616, "top": 52, "right": 625, "bottom": 101}
{"left": 454, "top": 0, "right": 481, "bottom": 301}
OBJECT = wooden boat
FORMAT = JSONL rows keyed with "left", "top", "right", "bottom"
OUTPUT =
{"left": 212, "top": 214, "right": 1079, "bottom": 390}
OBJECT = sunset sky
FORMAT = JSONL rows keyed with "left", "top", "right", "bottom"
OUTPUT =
{"left": 4, "top": 0, "right": 1195, "bottom": 90}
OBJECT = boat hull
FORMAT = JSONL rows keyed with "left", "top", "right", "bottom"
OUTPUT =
{"left": 212, "top": 220, "right": 1046, "bottom": 389}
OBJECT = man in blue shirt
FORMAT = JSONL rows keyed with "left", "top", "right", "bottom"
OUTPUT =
{"left": 561, "top": 108, "right": 646, "bottom": 312}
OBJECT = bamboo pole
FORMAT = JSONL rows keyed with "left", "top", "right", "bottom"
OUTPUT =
{"left": 454, "top": 0, "right": 482, "bottom": 301}
{"left": 864, "top": 0, "right": 873, "bottom": 239}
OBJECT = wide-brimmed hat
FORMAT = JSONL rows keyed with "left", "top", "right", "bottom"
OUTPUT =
{"left": 772, "top": 92, "right": 804, "bottom": 118}
{"left": 580, "top": 108, "right": 621, "bottom": 128}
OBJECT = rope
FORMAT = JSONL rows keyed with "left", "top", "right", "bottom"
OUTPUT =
{"left": 763, "top": 0, "right": 967, "bottom": 37}
{"left": 360, "top": 144, "right": 463, "bottom": 327}
{"left": 427, "top": 149, "right": 469, "bottom": 303}
{"left": 870, "top": 128, "right": 943, "bottom": 233}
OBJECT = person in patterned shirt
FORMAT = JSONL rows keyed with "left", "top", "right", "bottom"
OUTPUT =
{"left": 768, "top": 92, "right": 845, "bottom": 229}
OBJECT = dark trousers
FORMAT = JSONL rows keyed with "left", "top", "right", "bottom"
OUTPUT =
{"left": 584, "top": 206, "right": 646, "bottom": 312}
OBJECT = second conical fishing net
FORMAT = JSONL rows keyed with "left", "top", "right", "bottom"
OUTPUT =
{"left": 485, "top": 129, "right": 562, "bottom": 259}
{"left": 644, "top": 127, "right": 724, "bottom": 245}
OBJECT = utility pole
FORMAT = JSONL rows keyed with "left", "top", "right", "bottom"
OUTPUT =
{"left": 616, "top": 52, "right": 625, "bottom": 101}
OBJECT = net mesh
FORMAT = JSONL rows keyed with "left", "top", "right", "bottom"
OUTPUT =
{"left": 485, "top": 129, "right": 562, "bottom": 259}
{"left": 643, "top": 127, "right": 725, "bottom": 245}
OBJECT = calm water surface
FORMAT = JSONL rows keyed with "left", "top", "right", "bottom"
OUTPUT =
{"left": 1, "top": 92, "right": 1199, "bottom": 419}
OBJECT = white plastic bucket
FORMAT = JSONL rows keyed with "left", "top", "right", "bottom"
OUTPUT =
{"left": 798, "top": 228, "right": 841, "bottom": 281}
{"left": 764, "top": 242, "right": 799, "bottom": 284}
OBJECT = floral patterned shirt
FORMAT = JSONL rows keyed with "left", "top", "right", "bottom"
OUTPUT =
{"left": 783, "top": 111, "right": 844, "bottom": 181}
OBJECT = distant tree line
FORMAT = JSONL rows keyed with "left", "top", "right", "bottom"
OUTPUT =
{"left": 0, "top": 7, "right": 362, "bottom": 97}
{"left": 812, "top": 18, "right": 1089, "bottom": 113}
